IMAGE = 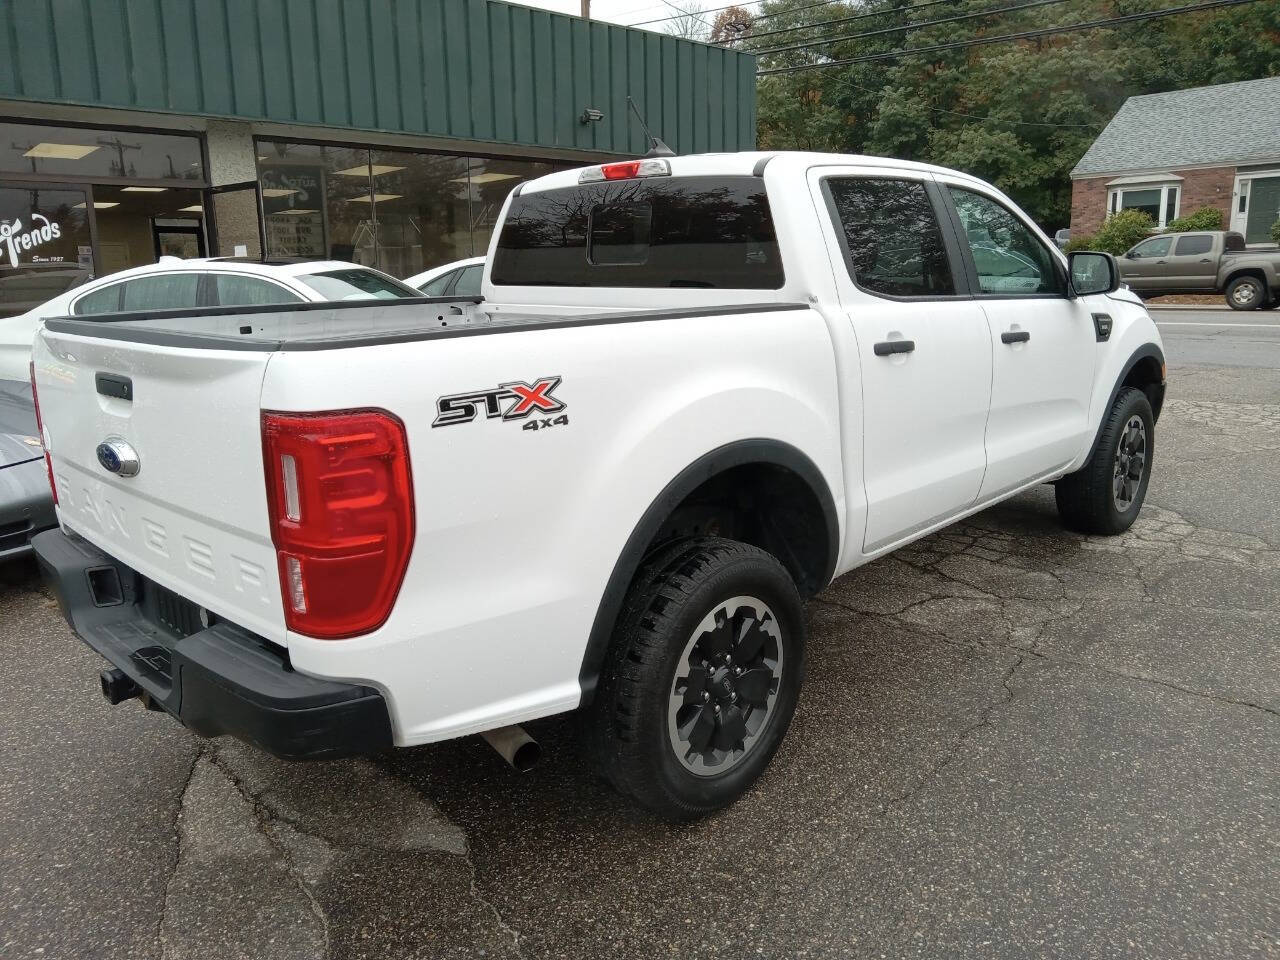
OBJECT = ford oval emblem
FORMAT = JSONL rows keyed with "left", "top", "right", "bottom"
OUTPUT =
{"left": 95, "top": 437, "right": 141, "bottom": 478}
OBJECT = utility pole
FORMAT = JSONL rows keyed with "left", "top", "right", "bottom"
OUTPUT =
{"left": 581, "top": 0, "right": 590, "bottom": 18}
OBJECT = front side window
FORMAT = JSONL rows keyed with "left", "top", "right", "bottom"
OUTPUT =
{"left": 296, "top": 268, "right": 419, "bottom": 301}
{"left": 213, "top": 274, "right": 303, "bottom": 307}
{"left": 1131, "top": 237, "right": 1172, "bottom": 258}
{"left": 948, "top": 187, "right": 1063, "bottom": 296}
{"left": 825, "top": 177, "right": 955, "bottom": 298}
{"left": 1173, "top": 234, "right": 1213, "bottom": 256}
{"left": 119, "top": 273, "right": 202, "bottom": 311}
{"left": 492, "top": 176, "right": 783, "bottom": 289}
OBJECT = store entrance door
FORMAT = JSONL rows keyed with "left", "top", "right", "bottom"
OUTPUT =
{"left": 204, "top": 181, "right": 264, "bottom": 258}
{"left": 153, "top": 220, "right": 207, "bottom": 260}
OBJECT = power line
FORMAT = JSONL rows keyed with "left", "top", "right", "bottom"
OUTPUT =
{"left": 754, "top": 0, "right": 1072, "bottom": 54}
{"left": 742, "top": 0, "right": 962, "bottom": 43}
{"left": 756, "top": 0, "right": 1265, "bottom": 74}
{"left": 627, "top": 0, "right": 842, "bottom": 28}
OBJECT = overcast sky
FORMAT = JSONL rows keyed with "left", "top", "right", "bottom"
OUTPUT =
{"left": 517, "top": 0, "right": 763, "bottom": 30}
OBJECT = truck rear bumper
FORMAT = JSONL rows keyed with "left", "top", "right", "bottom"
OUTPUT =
{"left": 32, "top": 528, "right": 393, "bottom": 759}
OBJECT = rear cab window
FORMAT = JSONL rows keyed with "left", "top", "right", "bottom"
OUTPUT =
{"left": 491, "top": 176, "right": 784, "bottom": 289}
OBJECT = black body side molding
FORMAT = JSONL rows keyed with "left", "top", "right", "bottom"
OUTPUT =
{"left": 576, "top": 439, "right": 839, "bottom": 703}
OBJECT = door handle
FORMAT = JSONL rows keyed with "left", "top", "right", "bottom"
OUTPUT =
{"left": 1001, "top": 330, "right": 1031, "bottom": 344}
{"left": 873, "top": 339, "right": 915, "bottom": 356}
{"left": 1155, "top": 260, "right": 1167, "bottom": 264}
{"left": 1199, "top": 258, "right": 1212, "bottom": 263}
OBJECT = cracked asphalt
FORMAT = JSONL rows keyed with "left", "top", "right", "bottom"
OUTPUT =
{"left": 2, "top": 312, "right": 1277, "bottom": 959}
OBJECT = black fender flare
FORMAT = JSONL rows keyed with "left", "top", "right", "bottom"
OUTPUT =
{"left": 577, "top": 439, "right": 839, "bottom": 702}
{"left": 1083, "top": 343, "right": 1166, "bottom": 464}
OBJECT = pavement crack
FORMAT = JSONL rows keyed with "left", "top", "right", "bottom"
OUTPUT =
{"left": 207, "top": 749, "right": 333, "bottom": 959}
{"left": 158, "top": 743, "right": 204, "bottom": 960}
{"left": 465, "top": 855, "right": 528, "bottom": 960}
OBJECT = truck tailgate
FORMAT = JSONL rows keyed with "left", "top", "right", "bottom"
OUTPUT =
{"left": 33, "top": 329, "right": 285, "bottom": 643}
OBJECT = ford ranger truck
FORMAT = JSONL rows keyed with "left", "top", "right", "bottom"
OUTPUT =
{"left": 30, "top": 153, "right": 1166, "bottom": 820}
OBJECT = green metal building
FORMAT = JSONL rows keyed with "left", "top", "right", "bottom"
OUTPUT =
{"left": 0, "top": 0, "right": 757, "bottom": 313}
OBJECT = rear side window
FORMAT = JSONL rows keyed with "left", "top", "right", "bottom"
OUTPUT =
{"left": 119, "top": 273, "right": 201, "bottom": 311}
{"left": 491, "top": 176, "right": 783, "bottom": 289}
{"left": 825, "top": 177, "right": 955, "bottom": 298}
{"left": 1174, "top": 234, "right": 1213, "bottom": 256}
{"left": 73, "top": 283, "right": 123, "bottom": 315}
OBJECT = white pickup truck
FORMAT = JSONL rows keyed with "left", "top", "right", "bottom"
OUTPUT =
{"left": 30, "top": 152, "right": 1165, "bottom": 819}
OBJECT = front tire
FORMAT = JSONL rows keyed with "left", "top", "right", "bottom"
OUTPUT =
{"left": 584, "top": 537, "right": 805, "bottom": 820}
{"left": 1055, "top": 387, "right": 1155, "bottom": 535}
{"left": 1225, "top": 275, "right": 1267, "bottom": 311}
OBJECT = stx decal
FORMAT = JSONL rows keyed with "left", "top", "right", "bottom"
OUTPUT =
{"left": 432, "top": 376, "right": 566, "bottom": 428}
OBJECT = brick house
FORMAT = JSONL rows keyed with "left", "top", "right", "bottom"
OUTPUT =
{"left": 1070, "top": 77, "right": 1280, "bottom": 247}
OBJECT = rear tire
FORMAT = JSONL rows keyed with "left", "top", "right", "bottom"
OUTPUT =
{"left": 1226, "top": 275, "right": 1267, "bottom": 311}
{"left": 1055, "top": 387, "right": 1154, "bottom": 535}
{"left": 583, "top": 537, "right": 805, "bottom": 820}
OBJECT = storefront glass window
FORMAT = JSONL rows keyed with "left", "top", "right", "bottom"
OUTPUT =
{"left": 368, "top": 149, "right": 471, "bottom": 278}
{"left": 0, "top": 185, "right": 93, "bottom": 317}
{"left": 466, "top": 157, "right": 557, "bottom": 259}
{"left": 0, "top": 122, "right": 204, "bottom": 183}
{"left": 257, "top": 140, "right": 562, "bottom": 279}
{"left": 257, "top": 142, "right": 376, "bottom": 266}
{"left": 90, "top": 185, "right": 206, "bottom": 273}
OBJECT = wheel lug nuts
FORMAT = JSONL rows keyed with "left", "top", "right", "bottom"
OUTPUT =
{"left": 702, "top": 691, "right": 710, "bottom": 702}
{"left": 713, "top": 704, "right": 721, "bottom": 713}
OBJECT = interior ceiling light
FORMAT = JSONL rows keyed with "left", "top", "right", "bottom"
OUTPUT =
{"left": 122, "top": 186, "right": 167, "bottom": 192}
{"left": 72, "top": 201, "right": 120, "bottom": 209}
{"left": 177, "top": 205, "right": 204, "bottom": 212}
{"left": 24, "top": 142, "right": 99, "bottom": 160}
{"left": 346, "top": 193, "right": 402, "bottom": 203}
{"left": 260, "top": 187, "right": 300, "bottom": 198}
{"left": 332, "top": 164, "right": 404, "bottom": 177}
{"left": 278, "top": 208, "right": 318, "bottom": 215}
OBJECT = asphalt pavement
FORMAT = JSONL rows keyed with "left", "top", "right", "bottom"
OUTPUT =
{"left": 1, "top": 309, "right": 1277, "bottom": 959}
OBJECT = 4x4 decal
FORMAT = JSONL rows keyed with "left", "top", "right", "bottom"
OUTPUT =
{"left": 432, "top": 376, "right": 566, "bottom": 428}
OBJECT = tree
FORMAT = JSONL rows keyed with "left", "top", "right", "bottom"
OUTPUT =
{"left": 748, "top": 0, "right": 1280, "bottom": 229}
{"left": 711, "top": 6, "right": 754, "bottom": 45}
{"left": 663, "top": 0, "right": 710, "bottom": 41}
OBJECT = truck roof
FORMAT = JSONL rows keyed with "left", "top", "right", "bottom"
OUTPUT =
{"left": 518, "top": 150, "right": 991, "bottom": 195}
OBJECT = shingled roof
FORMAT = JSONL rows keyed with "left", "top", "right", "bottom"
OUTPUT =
{"left": 1071, "top": 76, "right": 1280, "bottom": 178}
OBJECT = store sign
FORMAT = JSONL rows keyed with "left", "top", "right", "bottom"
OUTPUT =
{"left": 261, "top": 164, "right": 326, "bottom": 258}
{"left": 0, "top": 214, "right": 63, "bottom": 267}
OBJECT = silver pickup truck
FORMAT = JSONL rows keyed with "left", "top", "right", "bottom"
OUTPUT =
{"left": 1118, "top": 230, "right": 1280, "bottom": 310}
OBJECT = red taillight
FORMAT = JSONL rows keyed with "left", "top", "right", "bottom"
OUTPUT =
{"left": 29, "top": 361, "right": 57, "bottom": 505}
{"left": 262, "top": 409, "right": 415, "bottom": 639}
{"left": 602, "top": 160, "right": 643, "bottom": 180}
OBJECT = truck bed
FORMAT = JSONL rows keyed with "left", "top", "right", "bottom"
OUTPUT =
{"left": 43, "top": 297, "right": 807, "bottom": 351}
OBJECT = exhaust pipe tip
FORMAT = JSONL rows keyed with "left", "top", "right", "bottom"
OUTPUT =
{"left": 100, "top": 668, "right": 140, "bottom": 705}
{"left": 479, "top": 725, "right": 541, "bottom": 773}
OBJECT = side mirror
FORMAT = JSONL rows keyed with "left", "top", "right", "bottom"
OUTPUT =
{"left": 1125, "top": 251, "right": 1138, "bottom": 259}
{"left": 1068, "top": 251, "right": 1120, "bottom": 297}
